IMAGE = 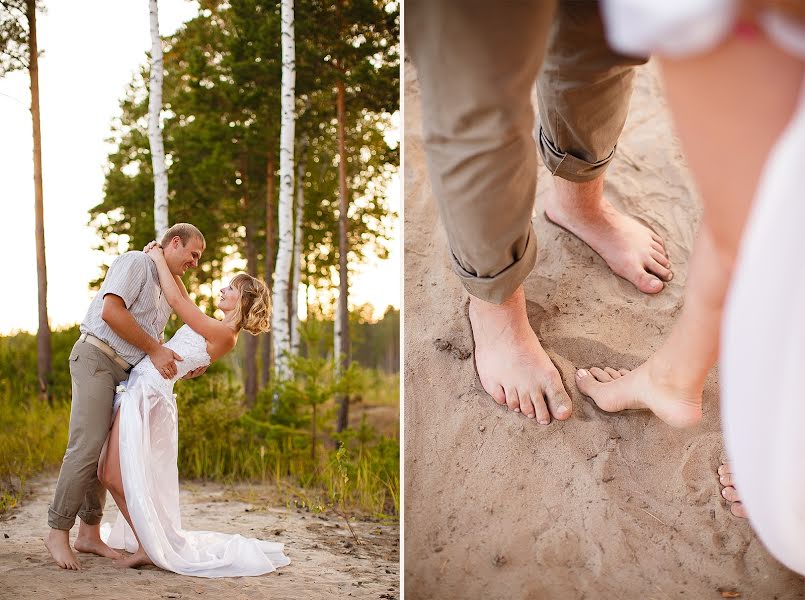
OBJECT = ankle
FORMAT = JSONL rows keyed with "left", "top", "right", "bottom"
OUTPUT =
{"left": 646, "top": 352, "right": 703, "bottom": 398}
{"left": 550, "top": 175, "right": 605, "bottom": 212}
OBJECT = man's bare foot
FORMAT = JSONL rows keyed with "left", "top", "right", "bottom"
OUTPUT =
{"left": 574, "top": 358, "right": 702, "bottom": 428}
{"left": 74, "top": 532, "right": 122, "bottom": 560}
{"left": 718, "top": 462, "right": 748, "bottom": 518}
{"left": 470, "top": 286, "right": 572, "bottom": 424}
{"left": 116, "top": 548, "right": 154, "bottom": 569}
{"left": 544, "top": 175, "right": 673, "bottom": 294}
{"left": 45, "top": 528, "right": 81, "bottom": 570}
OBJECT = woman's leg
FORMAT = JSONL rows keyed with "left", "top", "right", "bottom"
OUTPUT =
{"left": 97, "top": 409, "right": 154, "bottom": 568}
{"left": 576, "top": 28, "right": 804, "bottom": 425}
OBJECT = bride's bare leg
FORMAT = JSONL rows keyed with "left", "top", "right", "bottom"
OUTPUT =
{"left": 576, "top": 28, "right": 805, "bottom": 425}
{"left": 97, "top": 410, "right": 154, "bottom": 568}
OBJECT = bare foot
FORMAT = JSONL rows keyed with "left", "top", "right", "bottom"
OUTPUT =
{"left": 544, "top": 175, "right": 673, "bottom": 294}
{"left": 74, "top": 534, "right": 122, "bottom": 560}
{"left": 45, "top": 528, "right": 81, "bottom": 570}
{"left": 116, "top": 549, "right": 154, "bottom": 569}
{"left": 575, "top": 358, "right": 702, "bottom": 428}
{"left": 470, "top": 286, "right": 572, "bottom": 424}
{"left": 718, "top": 462, "right": 748, "bottom": 518}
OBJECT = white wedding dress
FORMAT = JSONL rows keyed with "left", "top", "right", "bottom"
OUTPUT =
{"left": 603, "top": 1, "right": 805, "bottom": 576}
{"left": 100, "top": 324, "right": 290, "bottom": 577}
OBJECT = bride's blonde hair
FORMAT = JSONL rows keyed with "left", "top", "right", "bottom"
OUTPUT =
{"left": 229, "top": 273, "right": 271, "bottom": 335}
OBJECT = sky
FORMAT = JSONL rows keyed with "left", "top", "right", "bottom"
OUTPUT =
{"left": 0, "top": 0, "right": 400, "bottom": 335}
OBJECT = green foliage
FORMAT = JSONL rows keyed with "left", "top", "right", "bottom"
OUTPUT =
{"left": 0, "top": 394, "right": 69, "bottom": 512}
{"left": 0, "top": 313, "right": 399, "bottom": 518}
{"left": 0, "top": 325, "right": 78, "bottom": 400}
{"left": 0, "top": 0, "right": 35, "bottom": 77}
{"left": 92, "top": 0, "right": 400, "bottom": 307}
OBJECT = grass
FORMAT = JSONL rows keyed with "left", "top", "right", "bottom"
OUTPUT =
{"left": 0, "top": 356, "right": 399, "bottom": 520}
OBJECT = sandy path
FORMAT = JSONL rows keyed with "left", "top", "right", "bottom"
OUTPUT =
{"left": 403, "top": 59, "right": 805, "bottom": 599}
{"left": 0, "top": 477, "right": 398, "bottom": 600}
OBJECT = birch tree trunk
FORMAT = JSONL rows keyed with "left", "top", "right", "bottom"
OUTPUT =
{"left": 148, "top": 0, "right": 169, "bottom": 240}
{"left": 334, "top": 75, "right": 350, "bottom": 433}
{"left": 27, "top": 0, "right": 51, "bottom": 400}
{"left": 262, "top": 150, "right": 276, "bottom": 386}
{"left": 289, "top": 134, "right": 307, "bottom": 356}
{"left": 271, "top": 0, "right": 295, "bottom": 381}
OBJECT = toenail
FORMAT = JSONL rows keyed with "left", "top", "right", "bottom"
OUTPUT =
{"left": 538, "top": 419, "right": 549, "bottom": 425}
{"left": 576, "top": 369, "right": 589, "bottom": 378}
{"left": 514, "top": 408, "right": 520, "bottom": 412}
{"left": 651, "top": 279, "right": 661, "bottom": 288}
{"left": 527, "top": 414, "right": 534, "bottom": 419}
{"left": 557, "top": 404, "right": 568, "bottom": 416}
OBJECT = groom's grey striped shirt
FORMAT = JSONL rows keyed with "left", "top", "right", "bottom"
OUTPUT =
{"left": 80, "top": 251, "right": 172, "bottom": 365}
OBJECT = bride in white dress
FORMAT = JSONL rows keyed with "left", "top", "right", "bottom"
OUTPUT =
{"left": 96, "top": 242, "right": 290, "bottom": 577}
{"left": 574, "top": 0, "right": 805, "bottom": 576}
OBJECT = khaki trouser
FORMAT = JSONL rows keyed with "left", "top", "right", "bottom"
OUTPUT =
{"left": 406, "top": 0, "right": 647, "bottom": 303}
{"left": 48, "top": 338, "right": 128, "bottom": 530}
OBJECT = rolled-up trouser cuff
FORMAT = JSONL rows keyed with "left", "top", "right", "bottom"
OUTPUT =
{"left": 538, "top": 125, "right": 616, "bottom": 183}
{"left": 48, "top": 505, "right": 77, "bottom": 531}
{"left": 451, "top": 226, "right": 538, "bottom": 305}
{"left": 77, "top": 507, "right": 104, "bottom": 526}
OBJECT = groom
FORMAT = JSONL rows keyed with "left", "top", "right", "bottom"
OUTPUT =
{"left": 45, "top": 223, "right": 207, "bottom": 569}
{"left": 407, "top": 1, "right": 672, "bottom": 423}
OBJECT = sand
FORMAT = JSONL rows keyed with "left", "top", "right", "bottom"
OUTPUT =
{"left": 0, "top": 477, "right": 399, "bottom": 600}
{"left": 403, "top": 59, "right": 805, "bottom": 599}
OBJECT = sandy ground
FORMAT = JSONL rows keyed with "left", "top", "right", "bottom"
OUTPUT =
{"left": 403, "top": 60, "right": 805, "bottom": 599}
{"left": 0, "top": 477, "right": 398, "bottom": 600}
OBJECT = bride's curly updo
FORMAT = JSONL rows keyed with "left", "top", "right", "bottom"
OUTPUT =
{"left": 229, "top": 273, "right": 272, "bottom": 335}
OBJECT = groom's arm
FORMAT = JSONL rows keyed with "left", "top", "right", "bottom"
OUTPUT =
{"left": 101, "top": 295, "right": 182, "bottom": 379}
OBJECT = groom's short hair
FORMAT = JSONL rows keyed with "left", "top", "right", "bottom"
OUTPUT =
{"left": 161, "top": 223, "right": 205, "bottom": 249}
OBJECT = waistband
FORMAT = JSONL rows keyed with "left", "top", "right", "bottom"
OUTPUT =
{"left": 79, "top": 333, "right": 132, "bottom": 372}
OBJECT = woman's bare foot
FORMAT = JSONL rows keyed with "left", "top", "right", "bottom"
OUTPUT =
{"left": 470, "top": 286, "right": 572, "bottom": 424}
{"left": 74, "top": 533, "right": 122, "bottom": 560}
{"left": 116, "top": 548, "right": 154, "bottom": 569}
{"left": 574, "top": 357, "right": 702, "bottom": 428}
{"left": 544, "top": 175, "right": 673, "bottom": 294}
{"left": 718, "top": 462, "right": 748, "bottom": 518}
{"left": 44, "top": 528, "right": 81, "bottom": 570}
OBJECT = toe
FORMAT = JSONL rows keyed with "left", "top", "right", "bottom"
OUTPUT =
{"left": 531, "top": 393, "right": 551, "bottom": 425}
{"left": 576, "top": 368, "right": 601, "bottom": 397}
{"left": 504, "top": 387, "right": 520, "bottom": 412}
{"left": 646, "top": 257, "right": 673, "bottom": 282}
{"left": 490, "top": 385, "right": 506, "bottom": 406}
{"left": 589, "top": 367, "right": 613, "bottom": 383}
{"left": 618, "top": 368, "right": 630, "bottom": 376}
{"left": 651, "top": 233, "right": 665, "bottom": 247}
{"left": 635, "top": 270, "right": 664, "bottom": 294}
{"left": 519, "top": 392, "right": 536, "bottom": 418}
{"left": 731, "top": 502, "right": 748, "bottom": 518}
{"left": 650, "top": 249, "right": 671, "bottom": 268}
{"left": 722, "top": 486, "right": 740, "bottom": 503}
{"left": 544, "top": 376, "right": 572, "bottom": 421}
{"left": 604, "top": 367, "right": 621, "bottom": 379}
{"left": 651, "top": 240, "right": 666, "bottom": 255}
{"left": 719, "top": 473, "right": 734, "bottom": 487}
{"left": 718, "top": 463, "right": 732, "bottom": 476}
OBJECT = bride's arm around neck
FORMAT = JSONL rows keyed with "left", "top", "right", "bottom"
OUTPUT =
{"left": 146, "top": 247, "right": 236, "bottom": 358}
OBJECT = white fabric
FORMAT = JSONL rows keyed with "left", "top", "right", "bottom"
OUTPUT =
{"left": 602, "top": 0, "right": 805, "bottom": 60}
{"left": 721, "top": 85, "right": 805, "bottom": 576}
{"left": 603, "top": 0, "right": 805, "bottom": 576}
{"left": 101, "top": 325, "right": 290, "bottom": 577}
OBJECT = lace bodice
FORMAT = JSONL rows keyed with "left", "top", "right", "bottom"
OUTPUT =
{"left": 131, "top": 325, "right": 211, "bottom": 394}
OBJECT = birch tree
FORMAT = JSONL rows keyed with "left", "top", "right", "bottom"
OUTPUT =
{"left": 148, "top": 0, "right": 168, "bottom": 240}
{"left": 271, "top": 0, "right": 295, "bottom": 379}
